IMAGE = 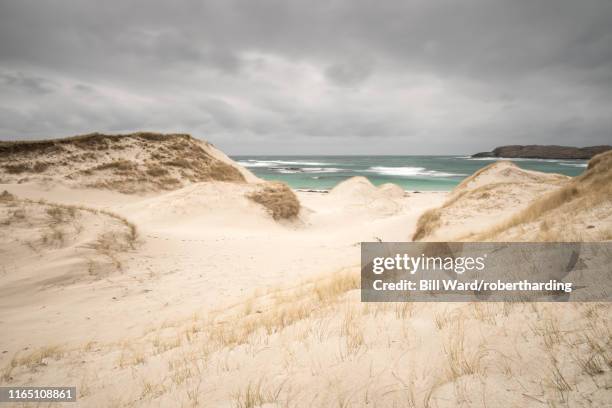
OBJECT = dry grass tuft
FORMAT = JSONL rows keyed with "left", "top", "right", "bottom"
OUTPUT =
{"left": 2, "top": 207, "right": 26, "bottom": 226}
{"left": 46, "top": 206, "right": 76, "bottom": 223}
{"left": 412, "top": 208, "right": 442, "bottom": 241}
{"left": 145, "top": 165, "right": 169, "bottom": 177}
{"left": 3, "top": 163, "right": 31, "bottom": 174}
{"left": 118, "top": 345, "right": 146, "bottom": 368}
{"left": 4, "top": 346, "right": 65, "bottom": 374}
{"left": 94, "top": 159, "right": 137, "bottom": 172}
{"left": 247, "top": 182, "right": 300, "bottom": 220}
{"left": 205, "top": 268, "right": 358, "bottom": 351}
{"left": 233, "top": 379, "right": 284, "bottom": 408}
{"left": 207, "top": 161, "right": 245, "bottom": 182}
{"left": 164, "top": 158, "right": 192, "bottom": 168}
{"left": 0, "top": 190, "right": 15, "bottom": 201}
{"left": 32, "top": 162, "right": 50, "bottom": 172}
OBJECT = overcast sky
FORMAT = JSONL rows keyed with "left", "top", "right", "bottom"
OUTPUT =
{"left": 1, "top": 0, "right": 611, "bottom": 154}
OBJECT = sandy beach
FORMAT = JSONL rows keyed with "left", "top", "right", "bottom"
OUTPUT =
{"left": 0, "top": 133, "right": 610, "bottom": 407}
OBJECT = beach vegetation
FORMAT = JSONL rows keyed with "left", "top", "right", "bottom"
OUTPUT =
{"left": 247, "top": 182, "right": 300, "bottom": 220}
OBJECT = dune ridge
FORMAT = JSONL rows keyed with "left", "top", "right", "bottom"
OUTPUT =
{"left": 0, "top": 190, "right": 138, "bottom": 295}
{"left": 0, "top": 132, "right": 258, "bottom": 193}
{"left": 328, "top": 176, "right": 409, "bottom": 216}
{"left": 413, "top": 152, "right": 612, "bottom": 242}
{"left": 413, "top": 161, "right": 568, "bottom": 241}
{"left": 469, "top": 150, "right": 612, "bottom": 241}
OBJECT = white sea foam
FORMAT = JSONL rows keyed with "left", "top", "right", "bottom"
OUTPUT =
{"left": 559, "top": 162, "right": 588, "bottom": 167}
{"left": 271, "top": 160, "right": 333, "bottom": 165}
{"left": 237, "top": 161, "right": 270, "bottom": 167}
{"left": 237, "top": 160, "right": 333, "bottom": 167}
{"left": 367, "top": 166, "right": 466, "bottom": 177}
{"left": 275, "top": 167, "right": 342, "bottom": 174}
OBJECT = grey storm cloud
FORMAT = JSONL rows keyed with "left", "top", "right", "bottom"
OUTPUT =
{"left": 0, "top": 72, "right": 56, "bottom": 94}
{"left": 325, "top": 57, "right": 375, "bottom": 87}
{"left": 0, "top": 0, "right": 611, "bottom": 154}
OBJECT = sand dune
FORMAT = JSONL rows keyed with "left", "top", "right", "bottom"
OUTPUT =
{"left": 0, "top": 134, "right": 610, "bottom": 407}
{"left": 331, "top": 176, "right": 407, "bottom": 201}
{"left": 0, "top": 191, "right": 138, "bottom": 356}
{"left": 470, "top": 150, "right": 612, "bottom": 241}
{"left": 413, "top": 153, "right": 611, "bottom": 242}
{"left": 0, "top": 132, "right": 258, "bottom": 193}
{"left": 0, "top": 135, "right": 444, "bottom": 389}
{"left": 413, "top": 161, "right": 569, "bottom": 241}
{"left": 118, "top": 182, "right": 281, "bottom": 230}
{"left": 0, "top": 192, "right": 136, "bottom": 288}
{"left": 329, "top": 176, "right": 410, "bottom": 216}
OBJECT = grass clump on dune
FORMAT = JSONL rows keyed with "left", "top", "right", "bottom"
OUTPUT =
{"left": 0, "top": 190, "right": 15, "bottom": 202}
{"left": 412, "top": 208, "right": 442, "bottom": 241}
{"left": 247, "top": 182, "right": 300, "bottom": 220}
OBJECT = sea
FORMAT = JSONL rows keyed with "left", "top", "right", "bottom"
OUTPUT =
{"left": 231, "top": 156, "right": 588, "bottom": 191}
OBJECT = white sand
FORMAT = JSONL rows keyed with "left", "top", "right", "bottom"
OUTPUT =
{"left": 0, "top": 177, "right": 446, "bottom": 362}
{"left": 0, "top": 151, "right": 610, "bottom": 407}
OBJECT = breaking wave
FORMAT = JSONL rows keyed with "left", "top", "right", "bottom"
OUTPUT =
{"left": 275, "top": 167, "right": 343, "bottom": 174}
{"left": 237, "top": 160, "right": 333, "bottom": 168}
{"left": 367, "top": 166, "right": 466, "bottom": 178}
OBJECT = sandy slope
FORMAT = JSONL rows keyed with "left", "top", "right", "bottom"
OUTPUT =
{"left": 0, "top": 175, "right": 446, "bottom": 385}
{"left": 0, "top": 132, "right": 256, "bottom": 193}
{"left": 413, "top": 152, "right": 612, "bottom": 243}
{"left": 412, "top": 161, "right": 569, "bottom": 241}
{"left": 470, "top": 150, "right": 612, "bottom": 241}
{"left": 0, "top": 139, "right": 610, "bottom": 407}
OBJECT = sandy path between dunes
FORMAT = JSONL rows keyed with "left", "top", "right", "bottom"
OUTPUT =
{"left": 0, "top": 182, "right": 446, "bottom": 364}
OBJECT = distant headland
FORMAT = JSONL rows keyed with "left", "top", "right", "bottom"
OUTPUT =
{"left": 472, "top": 145, "right": 611, "bottom": 160}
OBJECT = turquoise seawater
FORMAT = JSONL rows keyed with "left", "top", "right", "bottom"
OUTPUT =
{"left": 231, "top": 156, "right": 588, "bottom": 191}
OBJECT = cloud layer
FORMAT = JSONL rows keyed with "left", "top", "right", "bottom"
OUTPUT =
{"left": 1, "top": 0, "right": 611, "bottom": 154}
